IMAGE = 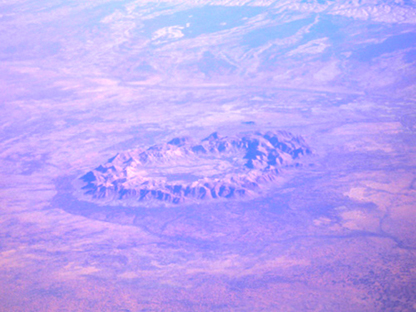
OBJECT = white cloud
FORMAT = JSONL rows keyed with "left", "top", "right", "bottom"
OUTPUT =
{"left": 152, "top": 26, "right": 185, "bottom": 41}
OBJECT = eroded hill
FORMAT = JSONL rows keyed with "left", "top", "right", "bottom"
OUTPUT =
{"left": 80, "top": 131, "right": 311, "bottom": 205}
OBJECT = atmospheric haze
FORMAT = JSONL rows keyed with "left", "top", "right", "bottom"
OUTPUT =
{"left": 0, "top": 0, "right": 415, "bottom": 311}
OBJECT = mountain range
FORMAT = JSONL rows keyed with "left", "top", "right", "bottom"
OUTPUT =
{"left": 80, "top": 131, "right": 311, "bottom": 205}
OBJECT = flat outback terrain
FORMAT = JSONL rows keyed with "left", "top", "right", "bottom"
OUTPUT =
{"left": 0, "top": 0, "right": 415, "bottom": 311}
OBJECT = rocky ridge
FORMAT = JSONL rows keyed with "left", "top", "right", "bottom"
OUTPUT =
{"left": 80, "top": 131, "right": 311, "bottom": 205}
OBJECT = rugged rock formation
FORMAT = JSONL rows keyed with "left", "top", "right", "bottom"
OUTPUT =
{"left": 80, "top": 131, "right": 311, "bottom": 205}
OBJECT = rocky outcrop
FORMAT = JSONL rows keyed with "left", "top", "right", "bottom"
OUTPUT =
{"left": 80, "top": 131, "right": 311, "bottom": 205}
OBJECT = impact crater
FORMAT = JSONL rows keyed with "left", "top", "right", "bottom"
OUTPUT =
{"left": 80, "top": 131, "right": 311, "bottom": 205}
